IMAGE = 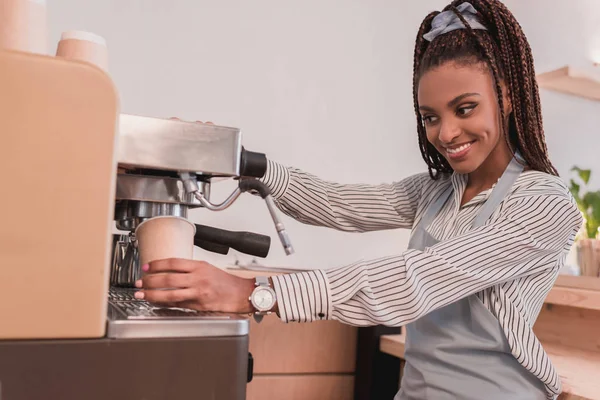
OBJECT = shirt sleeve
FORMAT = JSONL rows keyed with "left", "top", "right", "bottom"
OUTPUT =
{"left": 270, "top": 192, "right": 583, "bottom": 325}
{"left": 260, "top": 159, "right": 429, "bottom": 232}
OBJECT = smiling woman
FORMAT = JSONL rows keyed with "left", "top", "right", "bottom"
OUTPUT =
{"left": 136, "top": 1, "right": 583, "bottom": 399}
{"left": 412, "top": 1, "right": 556, "bottom": 181}
{"left": 418, "top": 64, "right": 515, "bottom": 204}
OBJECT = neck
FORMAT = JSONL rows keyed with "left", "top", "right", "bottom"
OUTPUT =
{"left": 467, "top": 143, "right": 513, "bottom": 190}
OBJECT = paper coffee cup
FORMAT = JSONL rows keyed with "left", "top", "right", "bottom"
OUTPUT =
{"left": 0, "top": 0, "right": 48, "bottom": 54}
{"left": 55, "top": 30, "right": 108, "bottom": 72}
{"left": 135, "top": 216, "right": 196, "bottom": 266}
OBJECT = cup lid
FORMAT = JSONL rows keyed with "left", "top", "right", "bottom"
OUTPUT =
{"left": 135, "top": 216, "right": 197, "bottom": 235}
{"left": 60, "top": 31, "right": 107, "bottom": 46}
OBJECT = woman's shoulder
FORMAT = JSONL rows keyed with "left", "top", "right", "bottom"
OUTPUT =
{"left": 397, "top": 171, "right": 452, "bottom": 193}
{"left": 512, "top": 170, "right": 572, "bottom": 199}
{"left": 507, "top": 170, "right": 583, "bottom": 235}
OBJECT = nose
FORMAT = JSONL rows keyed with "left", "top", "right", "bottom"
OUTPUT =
{"left": 438, "top": 119, "right": 461, "bottom": 144}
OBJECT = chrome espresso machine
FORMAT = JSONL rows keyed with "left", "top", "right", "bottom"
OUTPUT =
{"left": 109, "top": 113, "right": 293, "bottom": 334}
{"left": 0, "top": 48, "right": 293, "bottom": 400}
{"left": 103, "top": 114, "right": 294, "bottom": 398}
{"left": 111, "top": 114, "right": 292, "bottom": 291}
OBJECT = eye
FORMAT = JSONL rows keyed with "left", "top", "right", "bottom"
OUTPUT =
{"left": 457, "top": 103, "right": 478, "bottom": 116}
{"left": 422, "top": 114, "right": 439, "bottom": 125}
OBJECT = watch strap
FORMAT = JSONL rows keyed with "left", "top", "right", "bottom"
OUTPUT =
{"left": 251, "top": 276, "right": 275, "bottom": 323}
{"left": 255, "top": 275, "right": 269, "bottom": 287}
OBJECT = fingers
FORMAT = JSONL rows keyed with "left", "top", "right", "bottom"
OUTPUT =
{"left": 136, "top": 288, "right": 196, "bottom": 303}
{"left": 144, "top": 258, "right": 198, "bottom": 274}
{"left": 136, "top": 271, "right": 192, "bottom": 290}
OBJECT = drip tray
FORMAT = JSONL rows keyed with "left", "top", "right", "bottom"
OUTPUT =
{"left": 107, "top": 287, "right": 249, "bottom": 339}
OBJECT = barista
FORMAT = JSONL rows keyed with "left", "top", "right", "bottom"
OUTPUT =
{"left": 134, "top": 1, "right": 582, "bottom": 399}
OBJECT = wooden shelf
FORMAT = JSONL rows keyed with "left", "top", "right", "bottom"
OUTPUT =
{"left": 544, "top": 275, "right": 600, "bottom": 311}
{"left": 544, "top": 341, "right": 600, "bottom": 400}
{"left": 555, "top": 275, "right": 600, "bottom": 291}
{"left": 380, "top": 334, "right": 600, "bottom": 400}
{"left": 380, "top": 332, "right": 405, "bottom": 360}
{"left": 537, "top": 66, "right": 600, "bottom": 101}
{"left": 545, "top": 286, "right": 600, "bottom": 311}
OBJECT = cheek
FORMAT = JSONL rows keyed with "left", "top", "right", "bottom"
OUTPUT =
{"left": 424, "top": 125, "right": 441, "bottom": 146}
{"left": 465, "top": 115, "right": 498, "bottom": 140}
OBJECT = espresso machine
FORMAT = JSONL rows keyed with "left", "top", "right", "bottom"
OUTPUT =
{"left": 0, "top": 48, "right": 291, "bottom": 399}
{"left": 108, "top": 113, "right": 293, "bottom": 338}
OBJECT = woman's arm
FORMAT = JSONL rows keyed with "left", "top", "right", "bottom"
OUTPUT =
{"left": 270, "top": 191, "right": 583, "bottom": 326}
{"left": 260, "top": 159, "right": 430, "bottom": 232}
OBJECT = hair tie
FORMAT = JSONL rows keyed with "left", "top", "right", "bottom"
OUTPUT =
{"left": 423, "top": 2, "right": 488, "bottom": 42}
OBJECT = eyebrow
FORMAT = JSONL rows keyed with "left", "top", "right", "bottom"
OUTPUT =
{"left": 419, "top": 92, "right": 481, "bottom": 112}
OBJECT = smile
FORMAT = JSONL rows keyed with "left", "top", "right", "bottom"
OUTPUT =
{"left": 444, "top": 141, "right": 474, "bottom": 159}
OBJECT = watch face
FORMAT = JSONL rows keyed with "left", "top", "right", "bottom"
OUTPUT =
{"left": 253, "top": 287, "right": 275, "bottom": 311}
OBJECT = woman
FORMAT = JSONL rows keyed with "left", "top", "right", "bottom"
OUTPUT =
{"left": 134, "top": 1, "right": 582, "bottom": 398}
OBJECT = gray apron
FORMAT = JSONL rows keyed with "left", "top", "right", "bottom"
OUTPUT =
{"left": 396, "top": 156, "right": 548, "bottom": 400}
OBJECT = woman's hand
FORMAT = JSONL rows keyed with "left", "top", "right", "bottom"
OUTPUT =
{"left": 134, "top": 258, "right": 256, "bottom": 314}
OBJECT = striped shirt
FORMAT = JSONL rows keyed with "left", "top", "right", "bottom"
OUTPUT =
{"left": 261, "top": 159, "right": 583, "bottom": 399}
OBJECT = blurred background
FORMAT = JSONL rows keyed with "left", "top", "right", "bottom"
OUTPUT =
{"left": 46, "top": 0, "right": 600, "bottom": 270}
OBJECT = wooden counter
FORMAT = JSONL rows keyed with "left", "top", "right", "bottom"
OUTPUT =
{"left": 379, "top": 333, "right": 599, "bottom": 400}
{"left": 227, "top": 268, "right": 358, "bottom": 400}
{"left": 379, "top": 275, "right": 600, "bottom": 400}
{"left": 544, "top": 275, "right": 600, "bottom": 311}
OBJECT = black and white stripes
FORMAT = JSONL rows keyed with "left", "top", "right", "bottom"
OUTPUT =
{"left": 264, "top": 159, "right": 582, "bottom": 398}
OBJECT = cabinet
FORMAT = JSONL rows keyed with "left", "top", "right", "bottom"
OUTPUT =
{"left": 229, "top": 269, "right": 358, "bottom": 400}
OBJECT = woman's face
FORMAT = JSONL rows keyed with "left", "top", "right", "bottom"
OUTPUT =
{"left": 417, "top": 61, "right": 511, "bottom": 175}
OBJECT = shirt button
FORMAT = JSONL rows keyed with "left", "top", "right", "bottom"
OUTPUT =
{"left": 318, "top": 313, "right": 325, "bottom": 319}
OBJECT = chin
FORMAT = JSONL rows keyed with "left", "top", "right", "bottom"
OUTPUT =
{"left": 439, "top": 153, "right": 482, "bottom": 175}
{"left": 448, "top": 162, "right": 477, "bottom": 175}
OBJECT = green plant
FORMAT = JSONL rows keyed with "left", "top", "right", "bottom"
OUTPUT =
{"left": 569, "top": 166, "right": 600, "bottom": 239}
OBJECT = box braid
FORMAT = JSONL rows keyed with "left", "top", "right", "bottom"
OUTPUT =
{"left": 413, "top": 0, "right": 558, "bottom": 179}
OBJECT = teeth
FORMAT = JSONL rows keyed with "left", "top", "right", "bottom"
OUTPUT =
{"left": 446, "top": 142, "right": 472, "bottom": 154}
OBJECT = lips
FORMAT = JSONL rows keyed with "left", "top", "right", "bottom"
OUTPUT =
{"left": 444, "top": 141, "right": 475, "bottom": 160}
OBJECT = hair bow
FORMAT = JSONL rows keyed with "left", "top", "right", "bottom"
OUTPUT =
{"left": 423, "top": 2, "right": 488, "bottom": 42}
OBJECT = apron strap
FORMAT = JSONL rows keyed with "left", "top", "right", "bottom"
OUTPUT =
{"left": 472, "top": 155, "right": 524, "bottom": 228}
{"left": 416, "top": 182, "right": 454, "bottom": 232}
{"left": 413, "top": 152, "right": 525, "bottom": 235}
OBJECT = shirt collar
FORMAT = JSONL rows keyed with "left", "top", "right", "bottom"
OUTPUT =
{"left": 451, "top": 171, "right": 495, "bottom": 208}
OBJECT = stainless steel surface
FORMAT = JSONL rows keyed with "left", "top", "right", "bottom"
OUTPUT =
{"left": 265, "top": 196, "right": 294, "bottom": 255}
{"left": 180, "top": 171, "right": 294, "bottom": 253}
{"left": 179, "top": 171, "right": 200, "bottom": 194}
{"left": 130, "top": 201, "right": 188, "bottom": 218}
{"left": 106, "top": 288, "right": 249, "bottom": 339}
{"left": 179, "top": 171, "right": 242, "bottom": 211}
{"left": 117, "top": 114, "right": 242, "bottom": 175}
{"left": 193, "top": 188, "right": 242, "bottom": 211}
{"left": 110, "top": 234, "right": 140, "bottom": 287}
{"left": 114, "top": 199, "right": 190, "bottom": 231}
{"left": 115, "top": 174, "right": 209, "bottom": 206}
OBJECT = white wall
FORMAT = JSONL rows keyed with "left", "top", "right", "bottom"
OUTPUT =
{"left": 47, "top": 0, "right": 600, "bottom": 270}
{"left": 504, "top": 0, "right": 600, "bottom": 187}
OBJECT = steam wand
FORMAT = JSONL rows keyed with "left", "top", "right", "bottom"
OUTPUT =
{"left": 179, "top": 172, "right": 294, "bottom": 255}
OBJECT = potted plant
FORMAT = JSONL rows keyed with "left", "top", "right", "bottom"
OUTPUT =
{"left": 568, "top": 166, "right": 600, "bottom": 277}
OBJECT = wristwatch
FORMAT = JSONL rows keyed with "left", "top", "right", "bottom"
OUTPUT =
{"left": 249, "top": 276, "right": 277, "bottom": 323}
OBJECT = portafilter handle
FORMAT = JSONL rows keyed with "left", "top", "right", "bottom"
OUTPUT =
{"left": 194, "top": 224, "right": 271, "bottom": 258}
{"left": 179, "top": 158, "right": 294, "bottom": 255}
{"left": 237, "top": 179, "right": 293, "bottom": 256}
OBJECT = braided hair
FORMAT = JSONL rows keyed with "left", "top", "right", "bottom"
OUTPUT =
{"left": 413, "top": 0, "right": 557, "bottom": 179}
